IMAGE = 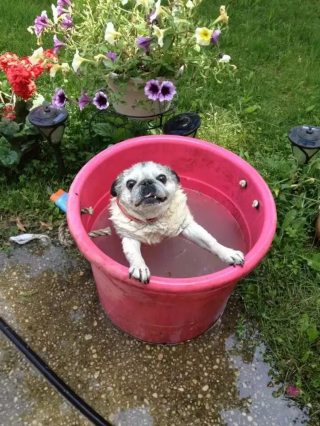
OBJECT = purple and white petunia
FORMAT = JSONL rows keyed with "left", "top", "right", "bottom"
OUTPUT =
{"left": 137, "top": 37, "right": 153, "bottom": 53}
{"left": 61, "top": 15, "right": 73, "bottom": 29}
{"left": 93, "top": 91, "right": 109, "bottom": 110}
{"left": 144, "top": 80, "right": 161, "bottom": 101}
{"left": 57, "top": 5, "right": 69, "bottom": 17}
{"left": 147, "top": 10, "right": 159, "bottom": 25}
{"left": 52, "top": 88, "right": 68, "bottom": 108}
{"left": 53, "top": 35, "right": 66, "bottom": 54}
{"left": 211, "top": 29, "right": 221, "bottom": 46}
{"left": 79, "top": 89, "right": 93, "bottom": 110}
{"left": 57, "top": 0, "right": 73, "bottom": 7}
{"left": 159, "top": 81, "right": 176, "bottom": 102}
{"left": 106, "top": 51, "right": 117, "bottom": 62}
{"left": 34, "top": 11, "right": 49, "bottom": 36}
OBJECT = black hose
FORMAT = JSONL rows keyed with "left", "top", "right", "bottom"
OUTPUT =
{"left": 0, "top": 317, "right": 113, "bottom": 426}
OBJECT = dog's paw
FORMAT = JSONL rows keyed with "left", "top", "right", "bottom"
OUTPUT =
{"left": 129, "top": 264, "right": 151, "bottom": 284}
{"left": 218, "top": 248, "right": 245, "bottom": 267}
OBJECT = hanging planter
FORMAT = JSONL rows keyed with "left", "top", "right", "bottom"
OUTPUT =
{"left": 107, "top": 74, "right": 175, "bottom": 119}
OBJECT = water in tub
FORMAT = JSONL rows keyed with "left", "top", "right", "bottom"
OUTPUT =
{"left": 92, "top": 189, "right": 246, "bottom": 278}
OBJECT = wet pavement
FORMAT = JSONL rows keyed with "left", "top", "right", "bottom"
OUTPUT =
{"left": 0, "top": 243, "right": 310, "bottom": 425}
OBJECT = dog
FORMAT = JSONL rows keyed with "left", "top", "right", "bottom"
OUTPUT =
{"left": 109, "top": 161, "right": 244, "bottom": 284}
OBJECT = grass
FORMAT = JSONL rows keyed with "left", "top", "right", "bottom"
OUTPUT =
{"left": 1, "top": 0, "right": 320, "bottom": 422}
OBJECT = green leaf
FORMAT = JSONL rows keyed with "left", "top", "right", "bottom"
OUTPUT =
{"left": 301, "top": 351, "right": 310, "bottom": 362}
{"left": 303, "top": 254, "right": 320, "bottom": 272}
{"left": 244, "top": 105, "right": 260, "bottom": 114}
{"left": 0, "top": 140, "right": 19, "bottom": 166}
{"left": 194, "top": 44, "right": 201, "bottom": 52}
{"left": 0, "top": 120, "right": 21, "bottom": 138}
{"left": 299, "top": 313, "right": 309, "bottom": 332}
{"left": 306, "top": 105, "right": 316, "bottom": 112}
{"left": 311, "top": 374, "right": 320, "bottom": 389}
{"left": 163, "top": 35, "right": 173, "bottom": 52}
{"left": 92, "top": 122, "right": 115, "bottom": 138}
{"left": 307, "top": 326, "right": 319, "bottom": 344}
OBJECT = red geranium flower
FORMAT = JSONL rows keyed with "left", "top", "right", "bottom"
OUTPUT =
{"left": 0, "top": 104, "right": 16, "bottom": 120}
{"left": 0, "top": 52, "right": 20, "bottom": 72}
{"left": 6, "top": 65, "right": 36, "bottom": 100}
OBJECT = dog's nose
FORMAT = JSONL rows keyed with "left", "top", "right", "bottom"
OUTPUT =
{"left": 140, "top": 179, "right": 154, "bottom": 186}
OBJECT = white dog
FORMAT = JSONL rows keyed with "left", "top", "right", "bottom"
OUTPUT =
{"left": 109, "top": 161, "right": 244, "bottom": 284}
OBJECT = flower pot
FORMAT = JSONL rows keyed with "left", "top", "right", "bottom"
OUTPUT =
{"left": 107, "top": 74, "right": 172, "bottom": 119}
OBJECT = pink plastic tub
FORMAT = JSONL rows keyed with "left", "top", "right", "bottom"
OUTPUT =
{"left": 68, "top": 135, "right": 276, "bottom": 343}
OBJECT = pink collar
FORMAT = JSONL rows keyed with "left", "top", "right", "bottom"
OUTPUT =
{"left": 116, "top": 199, "right": 158, "bottom": 223}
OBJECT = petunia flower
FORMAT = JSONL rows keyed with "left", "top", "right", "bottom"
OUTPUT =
{"left": 34, "top": 11, "right": 49, "bottom": 36}
{"left": 153, "top": 25, "right": 165, "bottom": 47}
{"left": 93, "top": 91, "right": 109, "bottom": 110}
{"left": 57, "top": 5, "right": 69, "bottom": 18}
{"left": 147, "top": 9, "right": 159, "bottom": 25}
{"left": 72, "top": 49, "right": 86, "bottom": 72}
{"left": 137, "top": 36, "right": 153, "bottom": 52}
{"left": 136, "top": 0, "right": 155, "bottom": 7}
{"left": 149, "top": 0, "right": 162, "bottom": 23}
{"left": 53, "top": 35, "right": 66, "bottom": 55}
{"left": 195, "top": 27, "right": 213, "bottom": 46}
{"left": 211, "top": 29, "right": 221, "bottom": 46}
{"left": 29, "top": 47, "right": 44, "bottom": 65}
{"left": 213, "top": 5, "right": 229, "bottom": 25}
{"left": 61, "top": 15, "right": 73, "bottom": 29}
{"left": 52, "top": 88, "right": 68, "bottom": 108}
{"left": 106, "top": 51, "right": 117, "bottom": 62}
{"left": 144, "top": 79, "right": 160, "bottom": 101}
{"left": 286, "top": 385, "right": 301, "bottom": 397}
{"left": 122, "top": 0, "right": 128, "bottom": 4}
{"left": 218, "top": 54, "right": 231, "bottom": 63}
{"left": 104, "top": 22, "right": 121, "bottom": 45}
{"left": 30, "top": 94, "right": 46, "bottom": 110}
{"left": 159, "top": 81, "right": 176, "bottom": 102}
{"left": 51, "top": 4, "right": 58, "bottom": 24}
{"left": 79, "top": 89, "right": 93, "bottom": 110}
{"left": 186, "top": 0, "right": 195, "bottom": 8}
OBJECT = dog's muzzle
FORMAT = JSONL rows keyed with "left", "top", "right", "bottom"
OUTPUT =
{"left": 136, "top": 180, "right": 167, "bottom": 206}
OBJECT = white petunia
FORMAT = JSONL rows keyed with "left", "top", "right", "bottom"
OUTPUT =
{"left": 218, "top": 54, "right": 231, "bottom": 63}
{"left": 149, "top": 0, "right": 162, "bottom": 22}
{"left": 29, "top": 47, "right": 44, "bottom": 65}
{"left": 186, "top": 0, "right": 195, "bottom": 8}
{"left": 122, "top": 0, "right": 128, "bottom": 4}
{"left": 51, "top": 4, "right": 58, "bottom": 24}
{"left": 30, "top": 94, "right": 46, "bottom": 110}
{"left": 195, "top": 27, "right": 213, "bottom": 46}
{"left": 50, "top": 62, "right": 70, "bottom": 78}
{"left": 104, "top": 22, "right": 121, "bottom": 45}
{"left": 72, "top": 50, "right": 86, "bottom": 72}
{"left": 153, "top": 25, "right": 165, "bottom": 47}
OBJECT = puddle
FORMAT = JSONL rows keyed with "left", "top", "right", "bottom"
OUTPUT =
{"left": 0, "top": 244, "right": 309, "bottom": 425}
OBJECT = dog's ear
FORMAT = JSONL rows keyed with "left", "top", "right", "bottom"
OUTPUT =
{"left": 170, "top": 169, "right": 180, "bottom": 184}
{"left": 110, "top": 179, "right": 118, "bottom": 197}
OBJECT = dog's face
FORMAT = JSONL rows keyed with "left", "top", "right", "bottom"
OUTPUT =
{"left": 111, "top": 161, "right": 180, "bottom": 216}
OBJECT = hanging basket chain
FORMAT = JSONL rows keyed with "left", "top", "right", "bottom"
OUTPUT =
{"left": 58, "top": 207, "right": 111, "bottom": 248}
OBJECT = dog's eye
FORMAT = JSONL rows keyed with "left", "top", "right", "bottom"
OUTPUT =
{"left": 157, "top": 174, "right": 167, "bottom": 184}
{"left": 126, "top": 180, "right": 137, "bottom": 190}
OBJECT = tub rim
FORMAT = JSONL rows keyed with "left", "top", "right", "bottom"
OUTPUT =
{"left": 68, "top": 135, "right": 277, "bottom": 293}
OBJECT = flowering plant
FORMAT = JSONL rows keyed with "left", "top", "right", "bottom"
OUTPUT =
{"left": 0, "top": 52, "right": 55, "bottom": 167}
{"left": 29, "top": 0, "right": 235, "bottom": 113}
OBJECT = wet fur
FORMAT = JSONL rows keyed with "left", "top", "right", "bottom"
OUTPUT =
{"left": 109, "top": 161, "right": 244, "bottom": 284}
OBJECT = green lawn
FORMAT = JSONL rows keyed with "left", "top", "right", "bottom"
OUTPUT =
{"left": 1, "top": 0, "right": 320, "bottom": 421}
